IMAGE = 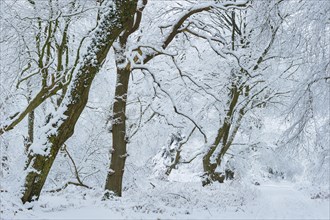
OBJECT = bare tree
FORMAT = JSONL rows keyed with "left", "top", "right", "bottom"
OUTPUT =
{"left": 103, "top": 0, "right": 250, "bottom": 197}
{"left": 21, "top": 0, "right": 138, "bottom": 203}
{"left": 173, "top": 0, "right": 290, "bottom": 185}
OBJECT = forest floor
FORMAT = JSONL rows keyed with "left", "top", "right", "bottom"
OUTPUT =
{"left": 2, "top": 179, "right": 329, "bottom": 219}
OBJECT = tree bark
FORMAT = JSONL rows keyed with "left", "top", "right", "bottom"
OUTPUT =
{"left": 25, "top": 87, "right": 35, "bottom": 153}
{"left": 104, "top": 64, "right": 130, "bottom": 197}
{"left": 202, "top": 85, "right": 241, "bottom": 186}
{"left": 25, "top": 111, "right": 34, "bottom": 153}
{"left": 21, "top": 0, "right": 137, "bottom": 204}
{"left": 104, "top": 0, "right": 147, "bottom": 198}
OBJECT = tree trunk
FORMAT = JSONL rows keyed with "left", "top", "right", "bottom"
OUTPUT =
{"left": 104, "top": 48, "right": 130, "bottom": 197}
{"left": 25, "top": 111, "right": 34, "bottom": 153}
{"left": 103, "top": 0, "right": 147, "bottom": 198}
{"left": 25, "top": 87, "right": 35, "bottom": 153}
{"left": 21, "top": 0, "right": 137, "bottom": 204}
{"left": 103, "top": 9, "right": 145, "bottom": 197}
{"left": 202, "top": 128, "right": 226, "bottom": 186}
{"left": 202, "top": 85, "right": 240, "bottom": 186}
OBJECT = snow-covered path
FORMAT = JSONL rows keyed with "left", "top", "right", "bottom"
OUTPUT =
{"left": 185, "top": 181, "right": 330, "bottom": 220}
{"left": 241, "top": 182, "right": 330, "bottom": 219}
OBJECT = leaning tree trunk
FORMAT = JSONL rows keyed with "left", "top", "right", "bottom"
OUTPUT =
{"left": 21, "top": 0, "right": 137, "bottom": 204}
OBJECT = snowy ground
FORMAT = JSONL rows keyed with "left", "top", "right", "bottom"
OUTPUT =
{"left": 1, "top": 179, "right": 329, "bottom": 220}
{"left": 241, "top": 182, "right": 329, "bottom": 219}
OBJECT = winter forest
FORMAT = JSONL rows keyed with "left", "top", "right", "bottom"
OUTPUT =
{"left": 0, "top": 0, "right": 329, "bottom": 219}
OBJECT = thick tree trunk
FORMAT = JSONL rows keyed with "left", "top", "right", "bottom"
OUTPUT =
{"left": 21, "top": 0, "right": 137, "bottom": 204}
